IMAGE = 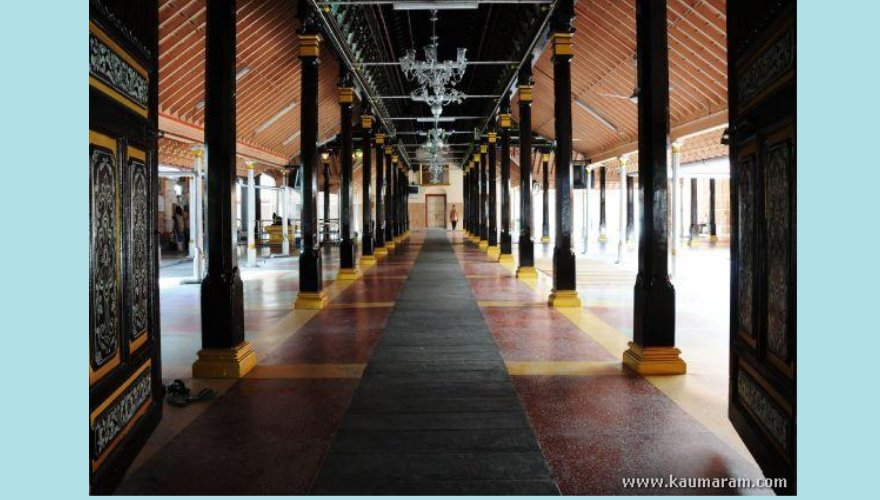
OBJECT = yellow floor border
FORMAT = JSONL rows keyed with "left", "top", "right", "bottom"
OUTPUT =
{"left": 506, "top": 361, "right": 624, "bottom": 377}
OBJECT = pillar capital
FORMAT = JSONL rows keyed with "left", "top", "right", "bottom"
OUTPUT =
{"left": 518, "top": 85, "right": 533, "bottom": 102}
{"left": 480, "top": 144, "right": 488, "bottom": 153}
{"left": 551, "top": 32, "right": 574, "bottom": 57}
{"left": 391, "top": 154, "right": 399, "bottom": 164}
{"left": 298, "top": 33, "right": 321, "bottom": 58}
{"left": 384, "top": 145, "right": 394, "bottom": 155}
{"left": 498, "top": 113, "right": 511, "bottom": 129}
{"left": 375, "top": 132, "right": 385, "bottom": 144}
{"left": 190, "top": 145, "right": 204, "bottom": 158}
{"left": 541, "top": 152, "right": 550, "bottom": 163}
{"left": 473, "top": 153, "right": 481, "bottom": 163}
{"left": 488, "top": 132, "right": 497, "bottom": 144}
{"left": 671, "top": 141, "right": 684, "bottom": 154}
{"left": 361, "top": 114, "right": 373, "bottom": 129}
{"left": 338, "top": 86, "right": 354, "bottom": 104}
{"left": 246, "top": 161, "right": 255, "bottom": 170}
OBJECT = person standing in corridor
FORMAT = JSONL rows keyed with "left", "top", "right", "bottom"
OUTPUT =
{"left": 449, "top": 206, "right": 459, "bottom": 231}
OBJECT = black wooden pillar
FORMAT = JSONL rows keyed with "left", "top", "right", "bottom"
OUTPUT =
{"left": 322, "top": 158, "right": 331, "bottom": 244}
{"left": 487, "top": 132, "right": 499, "bottom": 256}
{"left": 374, "top": 133, "right": 387, "bottom": 254}
{"left": 196, "top": 0, "right": 255, "bottom": 377}
{"left": 404, "top": 168, "right": 410, "bottom": 233}
{"left": 689, "top": 177, "right": 698, "bottom": 245}
{"left": 624, "top": 0, "right": 685, "bottom": 374}
{"left": 499, "top": 99, "right": 513, "bottom": 263}
{"left": 391, "top": 154, "right": 400, "bottom": 241}
{"left": 474, "top": 151, "right": 483, "bottom": 243}
{"left": 548, "top": 0, "right": 580, "bottom": 307}
{"left": 472, "top": 161, "right": 479, "bottom": 241}
{"left": 397, "top": 168, "right": 405, "bottom": 237}
{"left": 293, "top": 13, "right": 326, "bottom": 310}
{"left": 541, "top": 150, "right": 551, "bottom": 243}
{"left": 709, "top": 177, "right": 717, "bottom": 243}
{"left": 463, "top": 169, "right": 469, "bottom": 234}
{"left": 401, "top": 168, "right": 408, "bottom": 235}
{"left": 254, "top": 173, "right": 262, "bottom": 231}
{"left": 384, "top": 148, "right": 395, "bottom": 247}
{"left": 516, "top": 58, "right": 537, "bottom": 279}
{"left": 468, "top": 162, "right": 476, "bottom": 238}
{"left": 599, "top": 166, "right": 608, "bottom": 242}
{"left": 479, "top": 145, "right": 488, "bottom": 244}
{"left": 360, "top": 107, "right": 375, "bottom": 263}
{"left": 337, "top": 71, "right": 358, "bottom": 278}
{"left": 626, "top": 173, "right": 634, "bottom": 243}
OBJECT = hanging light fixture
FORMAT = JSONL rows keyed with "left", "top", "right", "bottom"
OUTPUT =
{"left": 399, "top": 10, "right": 468, "bottom": 124}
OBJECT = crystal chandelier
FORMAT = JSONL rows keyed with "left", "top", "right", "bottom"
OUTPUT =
{"left": 416, "top": 127, "right": 450, "bottom": 183}
{"left": 399, "top": 10, "right": 468, "bottom": 121}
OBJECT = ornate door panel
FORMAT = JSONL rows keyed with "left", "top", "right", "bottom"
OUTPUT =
{"left": 89, "top": 0, "right": 161, "bottom": 493}
{"left": 728, "top": 0, "right": 796, "bottom": 494}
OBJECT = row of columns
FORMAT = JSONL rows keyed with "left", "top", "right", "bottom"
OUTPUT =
{"left": 193, "top": 3, "right": 409, "bottom": 378}
{"left": 464, "top": 0, "right": 685, "bottom": 375}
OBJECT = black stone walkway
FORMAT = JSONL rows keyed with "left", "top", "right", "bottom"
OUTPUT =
{"left": 311, "top": 230, "right": 559, "bottom": 495}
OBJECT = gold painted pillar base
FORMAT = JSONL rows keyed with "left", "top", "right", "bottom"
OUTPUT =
{"left": 516, "top": 266, "right": 539, "bottom": 280}
{"left": 385, "top": 240, "right": 396, "bottom": 251}
{"left": 359, "top": 255, "right": 377, "bottom": 268}
{"left": 294, "top": 290, "right": 328, "bottom": 310}
{"left": 336, "top": 267, "right": 361, "bottom": 281}
{"left": 478, "top": 240, "right": 489, "bottom": 250}
{"left": 393, "top": 235, "right": 403, "bottom": 244}
{"left": 486, "top": 245, "right": 500, "bottom": 260}
{"left": 541, "top": 235, "right": 551, "bottom": 243}
{"left": 374, "top": 246, "right": 388, "bottom": 257}
{"left": 469, "top": 234, "right": 479, "bottom": 244}
{"left": 498, "top": 253, "right": 515, "bottom": 266}
{"left": 622, "top": 341, "right": 687, "bottom": 375}
{"left": 598, "top": 234, "right": 608, "bottom": 243}
{"left": 709, "top": 235, "right": 719, "bottom": 244}
{"left": 548, "top": 289, "right": 582, "bottom": 308}
{"left": 192, "top": 341, "right": 257, "bottom": 379}
{"left": 688, "top": 238, "right": 699, "bottom": 248}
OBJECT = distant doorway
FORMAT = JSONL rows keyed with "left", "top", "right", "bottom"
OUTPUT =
{"left": 425, "top": 194, "right": 447, "bottom": 229}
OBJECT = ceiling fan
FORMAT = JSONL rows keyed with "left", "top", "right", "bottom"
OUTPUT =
{"left": 597, "top": 88, "right": 639, "bottom": 104}
{"left": 595, "top": 53, "right": 674, "bottom": 104}
{"left": 597, "top": 53, "right": 639, "bottom": 103}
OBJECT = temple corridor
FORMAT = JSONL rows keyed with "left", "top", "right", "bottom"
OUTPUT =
{"left": 87, "top": 0, "right": 796, "bottom": 494}
{"left": 115, "top": 230, "right": 760, "bottom": 495}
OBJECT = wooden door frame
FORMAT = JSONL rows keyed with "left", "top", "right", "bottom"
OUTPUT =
{"left": 425, "top": 193, "right": 447, "bottom": 229}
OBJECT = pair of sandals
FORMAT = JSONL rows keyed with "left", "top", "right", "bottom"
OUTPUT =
{"left": 165, "top": 379, "right": 215, "bottom": 407}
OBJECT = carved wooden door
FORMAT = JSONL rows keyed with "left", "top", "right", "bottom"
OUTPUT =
{"left": 727, "top": 0, "right": 796, "bottom": 494}
{"left": 89, "top": 0, "right": 161, "bottom": 493}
